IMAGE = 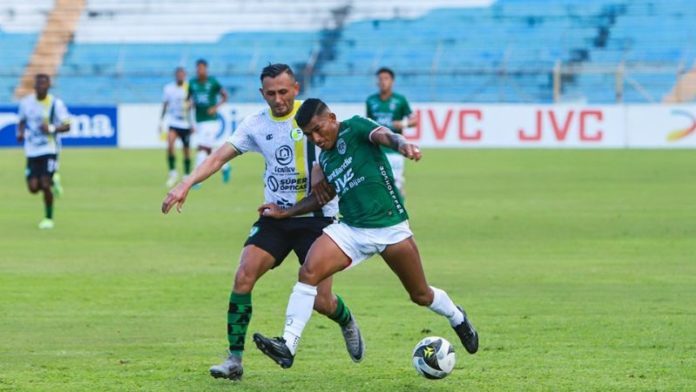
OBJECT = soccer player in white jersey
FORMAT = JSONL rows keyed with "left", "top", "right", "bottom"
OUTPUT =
{"left": 16, "top": 74, "right": 71, "bottom": 229}
{"left": 161, "top": 67, "right": 193, "bottom": 188}
{"left": 161, "top": 64, "right": 364, "bottom": 381}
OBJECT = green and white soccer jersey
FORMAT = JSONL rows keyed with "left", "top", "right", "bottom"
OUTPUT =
{"left": 227, "top": 101, "right": 338, "bottom": 218}
{"left": 188, "top": 77, "right": 222, "bottom": 123}
{"left": 319, "top": 115, "right": 408, "bottom": 228}
{"left": 366, "top": 92, "right": 412, "bottom": 135}
{"left": 18, "top": 94, "right": 70, "bottom": 158}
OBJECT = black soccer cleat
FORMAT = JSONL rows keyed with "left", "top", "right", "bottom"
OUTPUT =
{"left": 253, "top": 333, "right": 294, "bottom": 369}
{"left": 453, "top": 306, "right": 479, "bottom": 354}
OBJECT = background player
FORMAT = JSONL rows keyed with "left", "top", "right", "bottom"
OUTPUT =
{"left": 161, "top": 67, "right": 192, "bottom": 188}
{"left": 366, "top": 67, "right": 418, "bottom": 198}
{"left": 253, "top": 99, "right": 478, "bottom": 369}
{"left": 16, "top": 74, "right": 71, "bottom": 229}
{"left": 188, "top": 59, "right": 231, "bottom": 185}
{"left": 161, "top": 64, "right": 364, "bottom": 381}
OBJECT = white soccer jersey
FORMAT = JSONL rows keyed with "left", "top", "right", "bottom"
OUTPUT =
{"left": 162, "top": 82, "right": 190, "bottom": 129}
{"left": 18, "top": 94, "right": 70, "bottom": 158}
{"left": 228, "top": 101, "right": 339, "bottom": 218}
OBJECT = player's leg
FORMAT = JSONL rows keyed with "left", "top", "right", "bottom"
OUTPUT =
{"left": 166, "top": 129, "right": 178, "bottom": 187}
{"left": 211, "top": 219, "right": 292, "bottom": 380}
{"left": 254, "top": 234, "right": 351, "bottom": 368}
{"left": 292, "top": 219, "right": 364, "bottom": 362}
{"left": 37, "top": 174, "right": 54, "bottom": 229}
{"left": 180, "top": 129, "right": 192, "bottom": 178}
{"left": 380, "top": 236, "right": 478, "bottom": 354}
{"left": 386, "top": 153, "right": 406, "bottom": 198}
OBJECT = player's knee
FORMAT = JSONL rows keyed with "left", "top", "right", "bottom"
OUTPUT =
{"left": 409, "top": 288, "right": 433, "bottom": 307}
{"left": 233, "top": 266, "right": 258, "bottom": 293}
{"left": 28, "top": 185, "right": 40, "bottom": 193}
{"left": 298, "top": 264, "right": 322, "bottom": 286}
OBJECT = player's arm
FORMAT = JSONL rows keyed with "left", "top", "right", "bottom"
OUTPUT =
{"left": 16, "top": 119, "right": 26, "bottom": 142}
{"left": 208, "top": 85, "right": 228, "bottom": 115}
{"left": 370, "top": 127, "right": 422, "bottom": 161}
{"left": 258, "top": 190, "right": 334, "bottom": 220}
{"left": 161, "top": 143, "right": 240, "bottom": 214}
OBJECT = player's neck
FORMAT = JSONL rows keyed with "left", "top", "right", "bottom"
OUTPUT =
{"left": 176, "top": 80, "right": 184, "bottom": 86}
{"left": 36, "top": 92, "right": 49, "bottom": 101}
{"left": 379, "top": 91, "right": 392, "bottom": 101}
{"left": 197, "top": 76, "right": 208, "bottom": 83}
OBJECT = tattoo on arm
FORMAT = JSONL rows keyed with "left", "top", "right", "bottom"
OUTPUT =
{"left": 282, "top": 195, "right": 323, "bottom": 217}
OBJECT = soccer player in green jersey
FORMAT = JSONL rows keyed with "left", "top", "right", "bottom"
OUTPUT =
{"left": 366, "top": 67, "right": 418, "bottom": 198}
{"left": 252, "top": 98, "right": 478, "bottom": 370}
{"left": 188, "top": 59, "right": 231, "bottom": 184}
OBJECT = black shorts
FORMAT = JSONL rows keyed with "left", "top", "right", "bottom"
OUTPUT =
{"left": 244, "top": 216, "right": 335, "bottom": 267}
{"left": 169, "top": 126, "right": 192, "bottom": 148}
{"left": 26, "top": 154, "right": 58, "bottom": 179}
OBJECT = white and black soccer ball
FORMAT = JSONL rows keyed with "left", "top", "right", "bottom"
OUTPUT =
{"left": 412, "top": 336, "right": 456, "bottom": 379}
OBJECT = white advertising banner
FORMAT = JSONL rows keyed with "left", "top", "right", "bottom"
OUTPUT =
{"left": 116, "top": 102, "right": 696, "bottom": 149}
{"left": 626, "top": 105, "right": 696, "bottom": 148}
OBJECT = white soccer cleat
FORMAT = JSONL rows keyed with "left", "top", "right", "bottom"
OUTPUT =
{"left": 165, "top": 171, "right": 178, "bottom": 188}
{"left": 38, "top": 218, "right": 54, "bottom": 230}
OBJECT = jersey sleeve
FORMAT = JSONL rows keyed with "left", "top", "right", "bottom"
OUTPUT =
{"left": 53, "top": 99, "right": 71, "bottom": 125}
{"left": 349, "top": 115, "right": 383, "bottom": 142}
{"left": 227, "top": 116, "right": 258, "bottom": 153}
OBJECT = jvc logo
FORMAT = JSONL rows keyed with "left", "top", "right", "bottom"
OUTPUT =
{"left": 334, "top": 168, "right": 354, "bottom": 194}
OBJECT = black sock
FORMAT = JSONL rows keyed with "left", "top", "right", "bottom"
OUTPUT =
{"left": 167, "top": 154, "right": 175, "bottom": 171}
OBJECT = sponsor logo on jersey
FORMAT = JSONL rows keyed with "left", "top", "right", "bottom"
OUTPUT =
{"left": 275, "top": 145, "right": 293, "bottom": 165}
{"left": 266, "top": 134, "right": 273, "bottom": 140}
{"left": 337, "top": 138, "right": 347, "bottom": 155}
{"left": 248, "top": 226, "right": 259, "bottom": 237}
{"left": 267, "top": 175, "right": 280, "bottom": 192}
{"left": 290, "top": 127, "right": 304, "bottom": 141}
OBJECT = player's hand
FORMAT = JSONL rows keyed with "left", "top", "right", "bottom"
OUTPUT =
{"left": 398, "top": 142, "right": 422, "bottom": 161}
{"left": 161, "top": 183, "right": 190, "bottom": 214}
{"left": 391, "top": 120, "right": 404, "bottom": 130}
{"left": 207, "top": 107, "right": 217, "bottom": 116}
{"left": 39, "top": 123, "right": 49, "bottom": 134}
{"left": 16, "top": 133, "right": 24, "bottom": 143}
{"left": 257, "top": 203, "right": 287, "bottom": 219}
{"left": 310, "top": 163, "right": 334, "bottom": 205}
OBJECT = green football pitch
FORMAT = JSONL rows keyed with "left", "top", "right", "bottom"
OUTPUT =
{"left": 1, "top": 148, "right": 694, "bottom": 391}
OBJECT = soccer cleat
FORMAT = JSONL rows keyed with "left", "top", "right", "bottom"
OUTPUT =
{"left": 38, "top": 218, "right": 54, "bottom": 230}
{"left": 209, "top": 353, "right": 243, "bottom": 381}
{"left": 191, "top": 183, "right": 202, "bottom": 190}
{"left": 52, "top": 173, "right": 63, "bottom": 198}
{"left": 340, "top": 317, "right": 365, "bottom": 362}
{"left": 253, "top": 333, "right": 294, "bottom": 369}
{"left": 453, "top": 306, "right": 479, "bottom": 354}
{"left": 166, "top": 171, "right": 178, "bottom": 188}
{"left": 221, "top": 164, "right": 231, "bottom": 184}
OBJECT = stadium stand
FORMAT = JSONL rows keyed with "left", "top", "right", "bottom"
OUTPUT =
{"left": 2, "top": 0, "right": 694, "bottom": 104}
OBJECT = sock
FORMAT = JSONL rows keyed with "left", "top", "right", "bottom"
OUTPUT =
{"left": 167, "top": 154, "right": 175, "bottom": 171}
{"left": 428, "top": 286, "right": 464, "bottom": 327}
{"left": 196, "top": 150, "right": 207, "bottom": 168}
{"left": 227, "top": 292, "right": 252, "bottom": 357}
{"left": 45, "top": 204, "right": 53, "bottom": 219}
{"left": 222, "top": 162, "right": 230, "bottom": 172}
{"left": 282, "top": 282, "right": 317, "bottom": 355}
{"left": 327, "top": 295, "right": 352, "bottom": 327}
{"left": 183, "top": 158, "right": 191, "bottom": 174}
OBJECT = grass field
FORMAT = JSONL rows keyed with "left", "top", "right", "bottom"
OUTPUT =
{"left": 1, "top": 148, "right": 695, "bottom": 391}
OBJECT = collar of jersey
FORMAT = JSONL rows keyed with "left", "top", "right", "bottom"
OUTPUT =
{"left": 269, "top": 100, "right": 302, "bottom": 122}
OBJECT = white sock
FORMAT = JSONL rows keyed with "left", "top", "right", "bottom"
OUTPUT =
{"left": 222, "top": 162, "right": 230, "bottom": 172}
{"left": 428, "top": 286, "right": 464, "bottom": 327}
{"left": 195, "top": 150, "right": 207, "bottom": 168}
{"left": 282, "top": 282, "right": 317, "bottom": 355}
{"left": 168, "top": 169, "right": 177, "bottom": 177}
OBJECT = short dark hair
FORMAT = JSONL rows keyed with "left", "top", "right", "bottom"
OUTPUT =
{"left": 260, "top": 63, "right": 295, "bottom": 82}
{"left": 175, "top": 66, "right": 185, "bottom": 73}
{"left": 295, "top": 98, "right": 328, "bottom": 128}
{"left": 196, "top": 59, "right": 208, "bottom": 66}
{"left": 376, "top": 67, "right": 395, "bottom": 79}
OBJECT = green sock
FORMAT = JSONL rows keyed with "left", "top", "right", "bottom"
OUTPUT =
{"left": 328, "top": 295, "right": 352, "bottom": 327}
{"left": 167, "top": 155, "right": 175, "bottom": 171}
{"left": 227, "top": 292, "right": 252, "bottom": 357}
{"left": 45, "top": 204, "right": 53, "bottom": 219}
{"left": 183, "top": 158, "right": 191, "bottom": 174}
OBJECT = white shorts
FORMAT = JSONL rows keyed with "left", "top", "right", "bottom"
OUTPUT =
{"left": 194, "top": 120, "right": 220, "bottom": 148}
{"left": 386, "top": 153, "right": 405, "bottom": 191}
{"left": 323, "top": 220, "right": 413, "bottom": 268}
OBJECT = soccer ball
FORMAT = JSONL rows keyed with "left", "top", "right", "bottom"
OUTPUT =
{"left": 412, "top": 336, "right": 456, "bottom": 379}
